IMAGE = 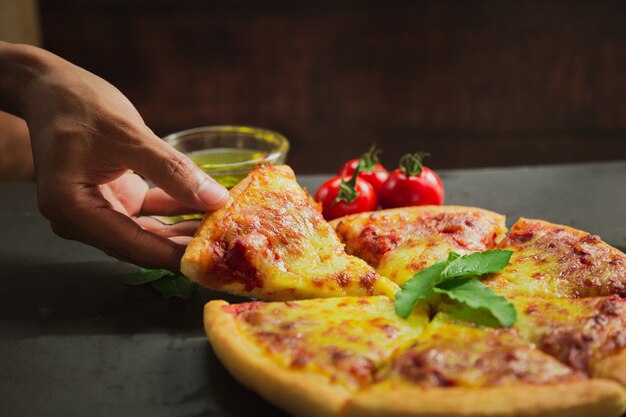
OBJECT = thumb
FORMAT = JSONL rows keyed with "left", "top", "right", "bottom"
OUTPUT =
{"left": 127, "top": 137, "right": 229, "bottom": 212}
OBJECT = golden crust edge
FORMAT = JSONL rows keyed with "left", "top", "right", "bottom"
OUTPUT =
{"left": 509, "top": 217, "right": 626, "bottom": 255}
{"left": 595, "top": 349, "right": 626, "bottom": 387}
{"left": 181, "top": 164, "right": 294, "bottom": 282}
{"left": 511, "top": 217, "right": 593, "bottom": 237}
{"left": 329, "top": 205, "right": 506, "bottom": 226}
{"left": 343, "top": 380, "right": 626, "bottom": 417}
{"left": 204, "top": 300, "right": 351, "bottom": 417}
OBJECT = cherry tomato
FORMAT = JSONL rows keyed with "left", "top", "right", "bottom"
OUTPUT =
{"left": 379, "top": 153, "right": 444, "bottom": 208}
{"left": 315, "top": 168, "right": 378, "bottom": 220}
{"left": 338, "top": 145, "right": 389, "bottom": 193}
{"left": 339, "top": 159, "right": 389, "bottom": 193}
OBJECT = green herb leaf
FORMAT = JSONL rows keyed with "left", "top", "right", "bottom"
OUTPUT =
{"left": 433, "top": 278, "right": 517, "bottom": 327}
{"left": 123, "top": 268, "right": 172, "bottom": 286}
{"left": 437, "top": 301, "right": 503, "bottom": 328}
{"left": 394, "top": 261, "right": 447, "bottom": 318}
{"left": 124, "top": 268, "right": 197, "bottom": 300}
{"left": 446, "top": 251, "right": 461, "bottom": 262}
{"left": 150, "top": 274, "right": 197, "bottom": 300}
{"left": 441, "top": 249, "right": 513, "bottom": 279}
{"left": 394, "top": 249, "right": 516, "bottom": 327}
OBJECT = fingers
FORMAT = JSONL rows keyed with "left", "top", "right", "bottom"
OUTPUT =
{"left": 134, "top": 217, "right": 200, "bottom": 238}
{"left": 45, "top": 184, "right": 186, "bottom": 271}
{"left": 170, "top": 236, "right": 192, "bottom": 246}
{"left": 141, "top": 187, "right": 197, "bottom": 216}
{"left": 101, "top": 173, "right": 199, "bottom": 217}
{"left": 42, "top": 178, "right": 201, "bottom": 271}
{"left": 101, "top": 172, "right": 149, "bottom": 216}
{"left": 124, "top": 136, "right": 229, "bottom": 212}
{"left": 79, "top": 207, "right": 186, "bottom": 271}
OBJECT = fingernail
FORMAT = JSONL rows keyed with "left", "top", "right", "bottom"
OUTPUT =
{"left": 197, "top": 175, "right": 229, "bottom": 209}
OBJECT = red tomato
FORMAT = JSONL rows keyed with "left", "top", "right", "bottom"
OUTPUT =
{"left": 338, "top": 145, "right": 389, "bottom": 193}
{"left": 314, "top": 170, "right": 378, "bottom": 220}
{"left": 339, "top": 159, "right": 389, "bottom": 193}
{"left": 379, "top": 153, "right": 444, "bottom": 208}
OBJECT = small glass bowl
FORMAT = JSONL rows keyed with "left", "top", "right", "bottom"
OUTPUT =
{"left": 163, "top": 125, "right": 289, "bottom": 189}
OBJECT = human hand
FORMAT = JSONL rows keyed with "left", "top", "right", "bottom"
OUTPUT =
{"left": 0, "top": 43, "right": 229, "bottom": 271}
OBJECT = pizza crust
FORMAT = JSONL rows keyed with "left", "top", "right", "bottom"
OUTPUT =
{"left": 343, "top": 381, "right": 626, "bottom": 417}
{"left": 595, "top": 350, "right": 626, "bottom": 387}
{"left": 328, "top": 205, "right": 506, "bottom": 231}
{"left": 206, "top": 299, "right": 626, "bottom": 417}
{"left": 204, "top": 300, "right": 351, "bottom": 417}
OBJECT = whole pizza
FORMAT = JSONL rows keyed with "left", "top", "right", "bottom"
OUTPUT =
{"left": 182, "top": 165, "right": 626, "bottom": 417}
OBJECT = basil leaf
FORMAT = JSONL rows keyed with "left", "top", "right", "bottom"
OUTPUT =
{"left": 441, "top": 249, "right": 513, "bottom": 279}
{"left": 446, "top": 251, "right": 461, "bottom": 262}
{"left": 394, "top": 261, "right": 447, "bottom": 318}
{"left": 433, "top": 278, "right": 517, "bottom": 327}
{"left": 437, "top": 302, "right": 502, "bottom": 328}
{"left": 123, "top": 268, "right": 172, "bottom": 286}
{"left": 150, "top": 274, "right": 197, "bottom": 300}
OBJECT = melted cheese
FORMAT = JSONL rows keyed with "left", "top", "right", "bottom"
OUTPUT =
{"left": 512, "top": 296, "right": 626, "bottom": 376}
{"left": 371, "top": 313, "right": 583, "bottom": 390}
{"left": 225, "top": 296, "right": 429, "bottom": 389}
{"left": 182, "top": 165, "right": 398, "bottom": 300}
{"left": 330, "top": 206, "right": 507, "bottom": 286}
{"left": 485, "top": 219, "right": 626, "bottom": 298}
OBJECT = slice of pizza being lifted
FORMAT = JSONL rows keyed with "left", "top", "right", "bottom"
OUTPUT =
{"left": 181, "top": 165, "right": 398, "bottom": 300}
{"left": 485, "top": 218, "right": 626, "bottom": 298}
{"left": 330, "top": 206, "right": 507, "bottom": 286}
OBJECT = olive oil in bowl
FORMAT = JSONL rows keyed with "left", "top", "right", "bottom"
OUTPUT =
{"left": 164, "top": 125, "right": 289, "bottom": 189}
{"left": 159, "top": 125, "right": 289, "bottom": 223}
{"left": 187, "top": 148, "right": 267, "bottom": 189}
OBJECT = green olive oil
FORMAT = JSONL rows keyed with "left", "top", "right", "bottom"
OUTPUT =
{"left": 187, "top": 148, "right": 267, "bottom": 189}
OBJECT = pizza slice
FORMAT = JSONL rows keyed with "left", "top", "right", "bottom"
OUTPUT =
{"left": 329, "top": 206, "right": 507, "bottom": 286}
{"left": 181, "top": 165, "right": 399, "bottom": 300}
{"left": 344, "top": 313, "right": 626, "bottom": 417}
{"left": 511, "top": 295, "right": 626, "bottom": 386}
{"left": 485, "top": 218, "right": 626, "bottom": 298}
{"left": 204, "top": 296, "right": 429, "bottom": 417}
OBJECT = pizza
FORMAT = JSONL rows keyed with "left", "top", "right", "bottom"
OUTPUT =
{"left": 344, "top": 313, "right": 621, "bottom": 417}
{"left": 511, "top": 295, "right": 626, "bottom": 385}
{"left": 182, "top": 165, "right": 626, "bottom": 417}
{"left": 484, "top": 218, "right": 626, "bottom": 298}
{"left": 181, "top": 165, "right": 398, "bottom": 300}
{"left": 330, "top": 205, "right": 507, "bottom": 286}
{"left": 204, "top": 296, "right": 428, "bottom": 417}
{"left": 205, "top": 299, "right": 625, "bottom": 417}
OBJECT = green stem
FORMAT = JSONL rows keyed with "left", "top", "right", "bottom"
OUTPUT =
{"left": 358, "top": 144, "right": 382, "bottom": 172}
{"left": 399, "top": 152, "right": 429, "bottom": 176}
{"left": 333, "top": 166, "right": 360, "bottom": 205}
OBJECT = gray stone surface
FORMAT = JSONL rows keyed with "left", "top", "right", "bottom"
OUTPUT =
{"left": 0, "top": 161, "right": 624, "bottom": 417}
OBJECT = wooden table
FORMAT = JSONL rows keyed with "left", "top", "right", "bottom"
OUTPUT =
{"left": 0, "top": 161, "right": 624, "bottom": 417}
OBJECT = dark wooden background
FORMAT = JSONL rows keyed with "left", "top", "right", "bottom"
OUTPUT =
{"left": 39, "top": 0, "right": 626, "bottom": 173}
